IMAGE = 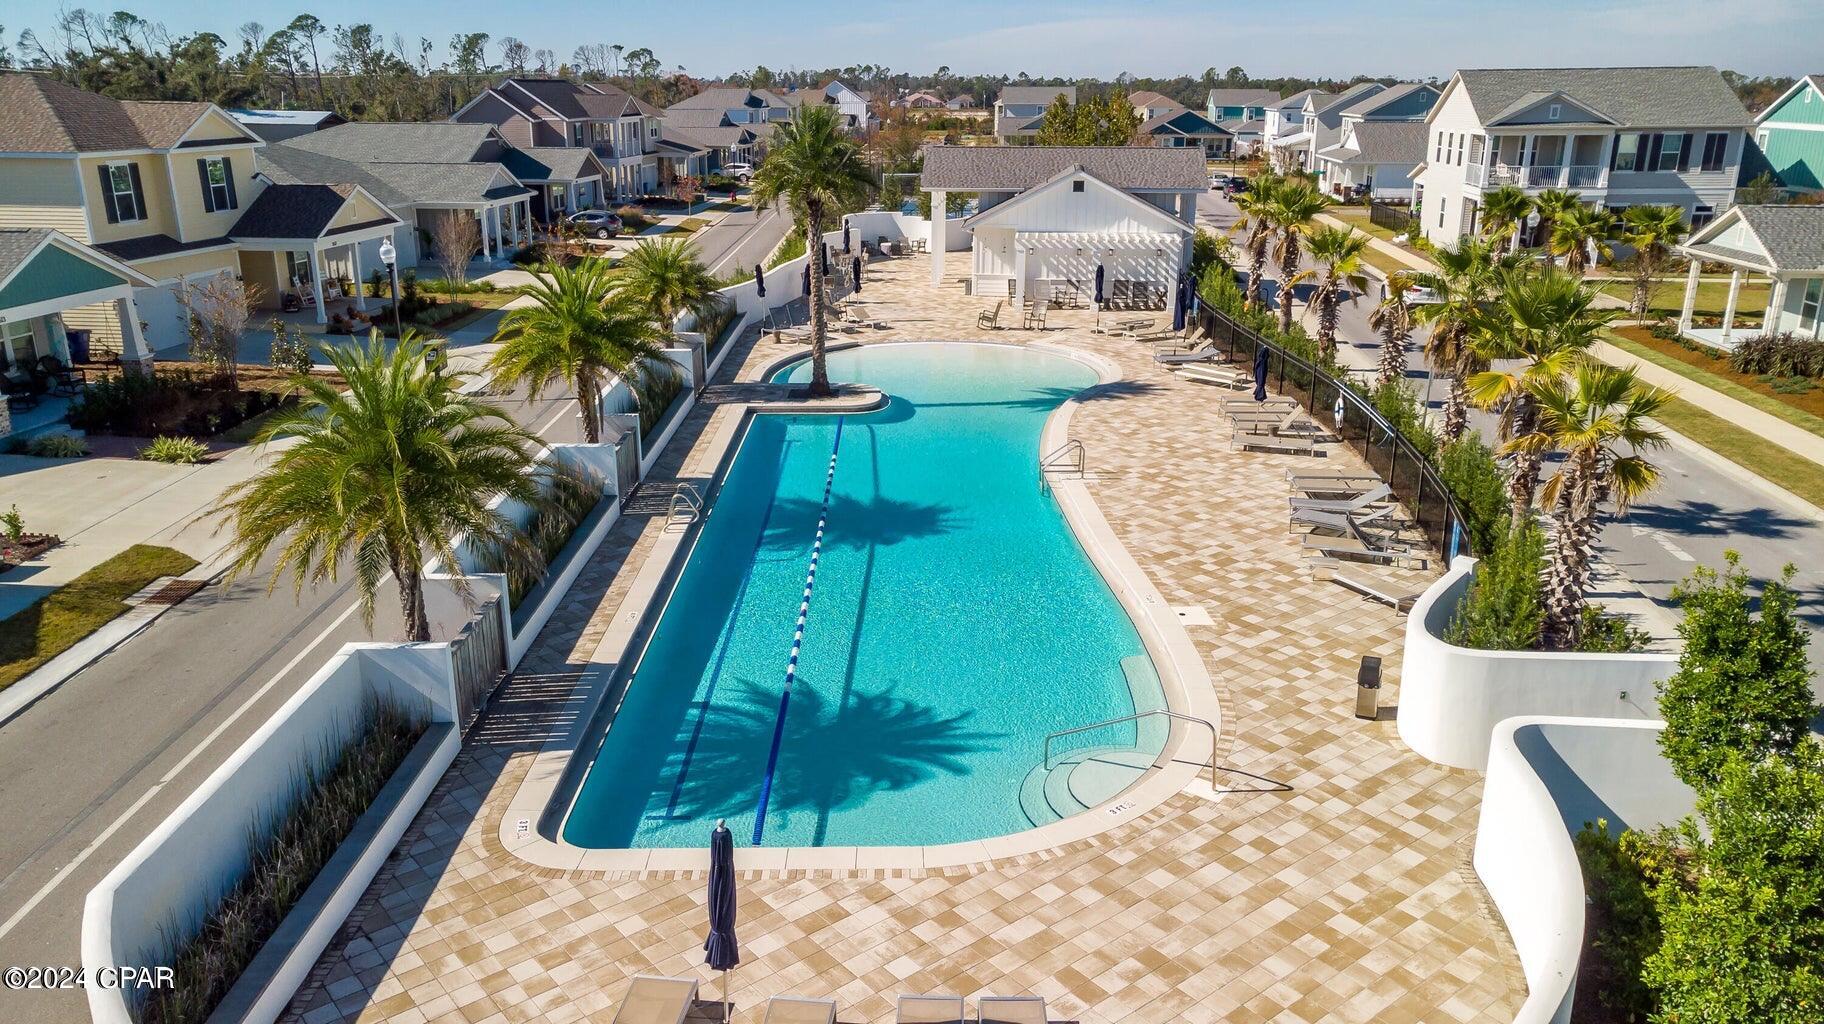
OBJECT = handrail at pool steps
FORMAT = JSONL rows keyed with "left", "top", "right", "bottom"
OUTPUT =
{"left": 1039, "top": 437, "right": 1086, "bottom": 478}
{"left": 666, "top": 482, "right": 705, "bottom": 530}
{"left": 1193, "top": 287, "right": 1476, "bottom": 560}
{"left": 1043, "top": 709, "right": 1218, "bottom": 789}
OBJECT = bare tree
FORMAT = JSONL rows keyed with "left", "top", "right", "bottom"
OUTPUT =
{"left": 430, "top": 213, "right": 482, "bottom": 285}
{"left": 499, "top": 36, "right": 528, "bottom": 73}
{"left": 178, "top": 274, "right": 260, "bottom": 389}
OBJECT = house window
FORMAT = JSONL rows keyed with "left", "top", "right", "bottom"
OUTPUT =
{"left": 1701, "top": 132, "right": 1729, "bottom": 172}
{"left": 1548, "top": 104, "right": 1562, "bottom": 120}
{"left": 1613, "top": 133, "right": 1641, "bottom": 172}
{"left": 102, "top": 162, "right": 143, "bottom": 222}
{"left": 1656, "top": 133, "right": 1687, "bottom": 172}
{"left": 1690, "top": 205, "right": 1715, "bottom": 230}
{"left": 1757, "top": 129, "right": 1771, "bottom": 150}
{"left": 201, "top": 156, "right": 235, "bottom": 212}
{"left": 1438, "top": 196, "right": 1447, "bottom": 228}
{"left": 1072, "top": 180, "right": 1085, "bottom": 192}
{"left": 1800, "top": 279, "right": 1823, "bottom": 335}
{"left": 2, "top": 320, "right": 34, "bottom": 372}
{"left": 571, "top": 122, "right": 585, "bottom": 146}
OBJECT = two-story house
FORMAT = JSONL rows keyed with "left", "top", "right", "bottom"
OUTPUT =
{"left": 1748, "top": 74, "right": 1824, "bottom": 194}
{"left": 1130, "top": 91, "right": 1186, "bottom": 123}
{"left": 1414, "top": 66, "right": 1754, "bottom": 247}
{"left": 1312, "top": 83, "right": 1441, "bottom": 200}
{"left": 821, "top": 81, "right": 876, "bottom": 132}
{"left": 1206, "top": 89, "right": 1280, "bottom": 125}
{"left": 453, "top": 77, "right": 662, "bottom": 200}
{"left": 662, "top": 87, "right": 803, "bottom": 167}
{"left": 1269, "top": 82, "right": 1385, "bottom": 174}
{"left": 1262, "top": 88, "right": 1332, "bottom": 158}
{"left": 994, "top": 86, "right": 1076, "bottom": 145}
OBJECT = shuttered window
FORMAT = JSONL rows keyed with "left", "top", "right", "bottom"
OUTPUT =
{"left": 197, "top": 156, "right": 238, "bottom": 212}
{"left": 99, "top": 162, "right": 145, "bottom": 223}
{"left": 1700, "top": 132, "right": 1729, "bottom": 173}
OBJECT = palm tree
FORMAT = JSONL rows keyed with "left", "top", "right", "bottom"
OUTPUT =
{"left": 1297, "top": 225, "right": 1372, "bottom": 363}
{"left": 1409, "top": 237, "right": 1527, "bottom": 441}
{"left": 749, "top": 103, "right": 875, "bottom": 396}
{"left": 618, "top": 236, "right": 725, "bottom": 334}
{"left": 1264, "top": 180, "right": 1330, "bottom": 334}
{"left": 487, "top": 261, "right": 668, "bottom": 444}
{"left": 218, "top": 332, "right": 547, "bottom": 642}
{"left": 1479, "top": 185, "right": 1533, "bottom": 253}
{"left": 1617, "top": 205, "right": 1690, "bottom": 318}
{"left": 1531, "top": 189, "right": 1580, "bottom": 261}
{"left": 1505, "top": 363, "right": 1671, "bottom": 649}
{"left": 1368, "top": 274, "right": 1414, "bottom": 389}
{"left": 1229, "top": 173, "right": 1280, "bottom": 310}
{"left": 1465, "top": 269, "right": 1618, "bottom": 531}
{"left": 1550, "top": 203, "right": 1616, "bottom": 276}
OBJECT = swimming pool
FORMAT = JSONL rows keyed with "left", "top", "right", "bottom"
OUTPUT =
{"left": 560, "top": 343, "right": 1164, "bottom": 849}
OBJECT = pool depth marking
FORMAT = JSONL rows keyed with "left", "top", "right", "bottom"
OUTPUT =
{"left": 752, "top": 416, "right": 846, "bottom": 845}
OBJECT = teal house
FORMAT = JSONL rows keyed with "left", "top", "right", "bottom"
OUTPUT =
{"left": 1750, "top": 74, "right": 1824, "bottom": 192}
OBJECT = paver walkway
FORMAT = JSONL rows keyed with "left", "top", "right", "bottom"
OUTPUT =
{"left": 281, "top": 254, "right": 1526, "bottom": 1024}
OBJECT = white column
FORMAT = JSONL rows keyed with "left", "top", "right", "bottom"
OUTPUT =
{"left": 1013, "top": 245, "right": 1028, "bottom": 308}
{"left": 928, "top": 190, "right": 948, "bottom": 286}
{"left": 350, "top": 242, "right": 367, "bottom": 311}
{"left": 1765, "top": 279, "right": 1788, "bottom": 334}
{"left": 1720, "top": 269, "right": 1743, "bottom": 344}
{"left": 310, "top": 247, "right": 328, "bottom": 324}
{"left": 1677, "top": 260, "right": 1702, "bottom": 333}
{"left": 115, "top": 295, "right": 153, "bottom": 373}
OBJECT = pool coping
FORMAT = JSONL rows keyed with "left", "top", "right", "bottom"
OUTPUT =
{"left": 493, "top": 338, "right": 1221, "bottom": 875}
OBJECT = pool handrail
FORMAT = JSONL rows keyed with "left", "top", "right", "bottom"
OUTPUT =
{"left": 1042, "top": 709, "right": 1216, "bottom": 788}
{"left": 1039, "top": 437, "right": 1085, "bottom": 477}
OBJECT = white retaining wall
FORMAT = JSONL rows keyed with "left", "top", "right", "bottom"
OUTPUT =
{"left": 1475, "top": 716, "right": 1695, "bottom": 1024}
{"left": 83, "top": 644, "right": 462, "bottom": 1024}
{"left": 1398, "top": 557, "right": 1680, "bottom": 770}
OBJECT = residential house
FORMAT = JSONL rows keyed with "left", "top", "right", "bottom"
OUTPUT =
{"left": 920, "top": 145, "right": 1204, "bottom": 307}
{"left": 453, "top": 77, "right": 662, "bottom": 199}
{"left": 1747, "top": 74, "right": 1824, "bottom": 193}
{"left": 1262, "top": 88, "right": 1333, "bottom": 154}
{"left": 227, "top": 108, "right": 346, "bottom": 143}
{"left": 1140, "top": 109, "right": 1236, "bottom": 159}
{"left": 994, "top": 86, "right": 1076, "bottom": 144}
{"left": 1312, "top": 83, "right": 1441, "bottom": 199}
{"left": 1129, "top": 91, "right": 1187, "bottom": 122}
{"left": 822, "top": 81, "right": 876, "bottom": 131}
{"left": 897, "top": 91, "right": 944, "bottom": 109}
{"left": 498, "top": 146, "right": 614, "bottom": 222}
{"left": 1206, "top": 88, "right": 1281, "bottom": 124}
{"left": 256, "top": 122, "right": 536, "bottom": 304}
{"left": 1221, "top": 118, "right": 1265, "bottom": 157}
{"left": 658, "top": 122, "right": 761, "bottom": 174}
{"left": 1675, "top": 205, "right": 1824, "bottom": 349}
{"left": 663, "top": 87, "right": 801, "bottom": 166}
{"left": 1269, "top": 82, "right": 1387, "bottom": 173}
{"left": 1414, "top": 66, "right": 1753, "bottom": 247}
{"left": 945, "top": 95, "right": 977, "bottom": 111}
{"left": 1, "top": 229, "right": 156, "bottom": 436}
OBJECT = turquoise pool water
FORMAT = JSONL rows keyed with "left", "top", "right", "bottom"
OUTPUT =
{"left": 561, "top": 343, "right": 1160, "bottom": 848}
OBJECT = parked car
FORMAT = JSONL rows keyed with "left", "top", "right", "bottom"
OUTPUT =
{"left": 1403, "top": 284, "right": 1442, "bottom": 305}
{"left": 1208, "top": 173, "right": 1232, "bottom": 190}
{"left": 1224, "top": 178, "right": 1251, "bottom": 196}
{"left": 722, "top": 163, "right": 755, "bottom": 182}
{"left": 567, "top": 210, "right": 623, "bottom": 239}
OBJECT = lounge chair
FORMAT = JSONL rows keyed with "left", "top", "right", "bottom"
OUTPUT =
{"left": 1112, "top": 317, "right": 1154, "bottom": 339}
{"left": 611, "top": 975, "right": 698, "bottom": 1024}
{"left": 1301, "top": 532, "right": 1422, "bottom": 566}
{"left": 1291, "top": 504, "right": 1397, "bottom": 534}
{"left": 978, "top": 300, "right": 1004, "bottom": 330}
{"left": 1287, "top": 467, "right": 1383, "bottom": 488}
{"left": 898, "top": 994, "right": 966, "bottom": 1024}
{"left": 978, "top": 995, "right": 1048, "bottom": 1024}
{"left": 1233, "top": 430, "right": 1317, "bottom": 455}
{"left": 1154, "top": 343, "right": 1223, "bottom": 365}
{"left": 1289, "top": 482, "right": 1392, "bottom": 513}
{"left": 1177, "top": 365, "right": 1252, "bottom": 390}
{"left": 764, "top": 996, "right": 838, "bottom": 1024}
{"left": 36, "top": 356, "right": 86, "bottom": 397}
{"left": 1228, "top": 407, "right": 1305, "bottom": 435}
{"left": 1329, "top": 572, "right": 1424, "bottom": 613}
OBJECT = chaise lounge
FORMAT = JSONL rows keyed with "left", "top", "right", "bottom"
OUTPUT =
{"left": 611, "top": 976, "right": 698, "bottom": 1024}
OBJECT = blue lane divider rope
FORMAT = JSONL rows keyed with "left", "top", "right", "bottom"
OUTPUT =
{"left": 752, "top": 417, "right": 845, "bottom": 844}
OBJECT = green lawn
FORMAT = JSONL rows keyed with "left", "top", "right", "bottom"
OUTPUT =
{"left": 1602, "top": 330, "right": 1824, "bottom": 440}
{"left": 1325, "top": 206, "right": 1402, "bottom": 243}
{"left": 0, "top": 544, "right": 199, "bottom": 689}
{"left": 1595, "top": 278, "right": 1769, "bottom": 317}
{"left": 1650, "top": 397, "right": 1824, "bottom": 510}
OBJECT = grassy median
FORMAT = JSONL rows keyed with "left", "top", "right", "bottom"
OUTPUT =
{"left": 0, "top": 544, "right": 199, "bottom": 690}
{"left": 1649, "top": 397, "right": 1824, "bottom": 510}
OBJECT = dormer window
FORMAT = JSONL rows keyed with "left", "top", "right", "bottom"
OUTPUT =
{"left": 1072, "top": 180, "right": 1085, "bottom": 193}
{"left": 1548, "top": 104, "right": 1562, "bottom": 120}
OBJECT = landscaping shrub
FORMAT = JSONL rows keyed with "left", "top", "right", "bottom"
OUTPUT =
{"left": 1444, "top": 521, "right": 1544, "bottom": 650}
{"left": 501, "top": 461, "right": 604, "bottom": 606}
{"left": 1728, "top": 331, "right": 1824, "bottom": 379}
{"left": 1573, "top": 821, "right": 1668, "bottom": 1023}
{"left": 1, "top": 505, "right": 22, "bottom": 541}
{"left": 140, "top": 697, "right": 427, "bottom": 1024}
{"left": 267, "top": 318, "right": 314, "bottom": 376}
{"left": 26, "top": 432, "right": 91, "bottom": 458}
{"left": 1436, "top": 435, "right": 1509, "bottom": 555}
{"left": 636, "top": 362, "right": 687, "bottom": 437}
{"left": 1369, "top": 378, "right": 1438, "bottom": 458}
{"left": 140, "top": 436, "right": 209, "bottom": 464}
{"left": 413, "top": 277, "right": 497, "bottom": 294}
{"left": 766, "top": 231, "right": 807, "bottom": 269}
{"left": 67, "top": 369, "right": 283, "bottom": 438}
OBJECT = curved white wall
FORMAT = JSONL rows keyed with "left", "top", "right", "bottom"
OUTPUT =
{"left": 1398, "top": 557, "right": 1679, "bottom": 770}
{"left": 1475, "top": 717, "right": 1694, "bottom": 1024}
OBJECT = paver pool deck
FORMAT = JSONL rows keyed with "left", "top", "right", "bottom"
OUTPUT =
{"left": 281, "top": 254, "right": 1526, "bottom": 1024}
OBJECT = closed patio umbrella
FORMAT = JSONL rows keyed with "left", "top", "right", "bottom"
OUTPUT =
{"left": 1093, "top": 264, "right": 1105, "bottom": 306}
{"left": 842, "top": 221, "right": 852, "bottom": 254}
{"left": 754, "top": 264, "right": 766, "bottom": 299}
{"left": 1171, "top": 275, "right": 1188, "bottom": 332}
{"left": 1253, "top": 344, "right": 1270, "bottom": 403}
{"left": 802, "top": 263, "right": 810, "bottom": 297}
{"left": 704, "top": 820, "right": 740, "bottom": 1019}
{"left": 820, "top": 244, "right": 830, "bottom": 276}
{"left": 852, "top": 256, "right": 863, "bottom": 293}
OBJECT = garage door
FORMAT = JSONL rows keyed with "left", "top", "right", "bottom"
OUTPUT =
{"left": 132, "top": 283, "right": 186, "bottom": 356}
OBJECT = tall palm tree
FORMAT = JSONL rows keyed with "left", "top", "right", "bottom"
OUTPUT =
{"left": 487, "top": 261, "right": 668, "bottom": 444}
{"left": 1368, "top": 274, "right": 1414, "bottom": 389}
{"left": 750, "top": 103, "right": 875, "bottom": 396}
{"left": 218, "top": 332, "right": 547, "bottom": 642}
{"left": 1551, "top": 203, "right": 1616, "bottom": 275}
{"left": 1478, "top": 185, "right": 1533, "bottom": 253}
{"left": 1229, "top": 173, "right": 1280, "bottom": 310}
{"left": 1531, "top": 189, "right": 1580, "bottom": 261}
{"left": 1264, "top": 180, "right": 1330, "bottom": 334}
{"left": 1505, "top": 363, "right": 1671, "bottom": 649}
{"left": 618, "top": 236, "right": 725, "bottom": 333}
{"left": 1409, "top": 237, "right": 1527, "bottom": 440}
{"left": 1617, "top": 205, "right": 1690, "bottom": 318}
{"left": 1296, "top": 225, "right": 1372, "bottom": 363}
{"left": 1465, "top": 269, "right": 1618, "bottom": 531}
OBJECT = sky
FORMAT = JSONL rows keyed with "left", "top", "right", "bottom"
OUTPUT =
{"left": 9, "top": 0, "right": 1819, "bottom": 80}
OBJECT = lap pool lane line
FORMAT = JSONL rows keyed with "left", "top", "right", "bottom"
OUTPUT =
{"left": 752, "top": 416, "right": 846, "bottom": 845}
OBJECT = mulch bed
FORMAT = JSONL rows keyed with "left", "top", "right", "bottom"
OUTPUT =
{"left": 1614, "top": 324, "right": 1824, "bottom": 421}
{"left": 1, "top": 533, "right": 60, "bottom": 571}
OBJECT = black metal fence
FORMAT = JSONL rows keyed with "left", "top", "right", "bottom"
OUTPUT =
{"left": 1368, "top": 201, "right": 1416, "bottom": 236}
{"left": 1193, "top": 302, "right": 1476, "bottom": 560}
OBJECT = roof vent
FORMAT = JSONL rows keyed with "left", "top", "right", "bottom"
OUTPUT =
{"left": 1548, "top": 104, "right": 1562, "bottom": 120}
{"left": 1072, "top": 180, "right": 1085, "bottom": 193}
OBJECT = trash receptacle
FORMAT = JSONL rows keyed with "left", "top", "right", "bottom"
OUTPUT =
{"left": 1354, "top": 655, "right": 1382, "bottom": 720}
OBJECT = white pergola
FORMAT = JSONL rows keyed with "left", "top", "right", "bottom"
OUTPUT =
{"left": 1011, "top": 230, "right": 1185, "bottom": 307}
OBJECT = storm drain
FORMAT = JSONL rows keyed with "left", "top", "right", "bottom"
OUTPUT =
{"left": 140, "top": 577, "right": 208, "bottom": 605}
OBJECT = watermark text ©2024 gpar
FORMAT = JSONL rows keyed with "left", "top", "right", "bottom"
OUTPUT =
{"left": 3, "top": 964, "right": 176, "bottom": 990}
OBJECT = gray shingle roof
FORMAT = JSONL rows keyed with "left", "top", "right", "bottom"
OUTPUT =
{"left": 1141, "top": 109, "right": 1230, "bottom": 136}
{"left": 1128, "top": 90, "right": 1184, "bottom": 110}
{"left": 499, "top": 78, "right": 653, "bottom": 120}
{"left": 1205, "top": 88, "right": 1282, "bottom": 108}
{"left": 995, "top": 114, "right": 1045, "bottom": 136}
{"left": 258, "top": 144, "right": 528, "bottom": 208}
{"left": 1455, "top": 66, "right": 1751, "bottom": 128}
{"left": 1717, "top": 205, "right": 1824, "bottom": 271}
{"left": 1320, "top": 121, "right": 1428, "bottom": 164}
{"left": 1220, "top": 117, "right": 1266, "bottom": 135}
{"left": 999, "top": 86, "right": 1076, "bottom": 106}
{"left": 920, "top": 145, "right": 1206, "bottom": 191}
{"left": 667, "top": 87, "right": 796, "bottom": 112}
{"left": 93, "top": 234, "right": 233, "bottom": 262}
{"left": 229, "top": 183, "right": 372, "bottom": 240}
{"left": 1277, "top": 88, "right": 1334, "bottom": 110}
{"left": 0, "top": 73, "right": 226, "bottom": 153}
{"left": 275, "top": 121, "right": 499, "bottom": 163}
{"left": 1316, "top": 82, "right": 1384, "bottom": 115}
{"left": 1333, "top": 82, "right": 1436, "bottom": 119}
{"left": 498, "top": 146, "right": 603, "bottom": 182}
{"left": 0, "top": 229, "right": 52, "bottom": 285}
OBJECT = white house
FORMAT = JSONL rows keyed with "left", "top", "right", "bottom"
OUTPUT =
{"left": 1675, "top": 204, "right": 1824, "bottom": 350}
{"left": 1262, "top": 88, "right": 1332, "bottom": 155}
{"left": 822, "top": 80, "right": 875, "bottom": 131}
{"left": 994, "top": 86, "right": 1076, "bottom": 144}
{"left": 1414, "top": 66, "right": 1753, "bottom": 247}
{"left": 1312, "top": 83, "right": 1441, "bottom": 200}
{"left": 920, "top": 146, "right": 1204, "bottom": 309}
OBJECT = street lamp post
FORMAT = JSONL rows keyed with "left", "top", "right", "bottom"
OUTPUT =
{"left": 378, "top": 237, "right": 404, "bottom": 340}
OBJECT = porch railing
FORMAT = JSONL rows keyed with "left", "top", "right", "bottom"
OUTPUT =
{"left": 1565, "top": 165, "right": 1606, "bottom": 188}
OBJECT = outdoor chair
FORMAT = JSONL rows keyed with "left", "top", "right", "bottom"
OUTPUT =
{"left": 1287, "top": 467, "right": 1383, "bottom": 489}
{"left": 1290, "top": 504, "right": 1397, "bottom": 535}
{"left": 898, "top": 994, "right": 966, "bottom": 1024}
{"left": 1227, "top": 408, "right": 1305, "bottom": 436}
{"left": 2, "top": 373, "right": 41, "bottom": 411}
{"left": 763, "top": 995, "right": 838, "bottom": 1024}
{"left": 1232, "top": 429, "right": 1317, "bottom": 455}
{"left": 1177, "top": 365, "right": 1251, "bottom": 390}
{"left": 977, "top": 995, "right": 1048, "bottom": 1024}
{"left": 611, "top": 975, "right": 698, "bottom": 1024}
{"left": 1224, "top": 396, "right": 1298, "bottom": 413}
{"left": 977, "top": 300, "right": 1004, "bottom": 330}
{"left": 1154, "top": 344, "right": 1224, "bottom": 365}
{"left": 1302, "top": 531, "right": 1423, "bottom": 567}
{"left": 1328, "top": 572, "right": 1424, "bottom": 613}
{"left": 1023, "top": 302, "right": 1048, "bottom": 330}
{"left": 1113, "top": 317, "right": 1154, "bottom": 339}
{"left": 1289, "top": 482, "right": 1392, "bottom": 514}
{"left": 37, "top": 356, "right": 86, "bottom": 397}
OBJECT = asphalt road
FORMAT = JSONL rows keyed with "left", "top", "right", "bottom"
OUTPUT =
{"left": 690, "top": 199, "right": 792, "bottom": 281}
{"left": 1195, "top": 190, "right": 1824, "bottom": 668}
{"left": 0, "top": 380, "right": 585, "bottom": 1024}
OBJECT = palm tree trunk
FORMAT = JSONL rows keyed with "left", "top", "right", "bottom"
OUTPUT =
{"left": 1245, "top": 239, "right": 1266, "bottom": 310}
{"left": 1541, "top": 461, "right": 1598, "bottom": 650}
{"left": 805, "top": 200, "right": 832, "bottom": 397}
{"left": 573, "top": 368, "right": 600, "bottom": 444}
{"left": 1315, "top": 288, "right": 1338, "bottom": 364}
{"left": 393, "top": 549, "right": 431, "bottom": 643}
{"left": 1443, "top": 376, "right": 1469, "bottom": 442}
{"left": 1507, "top": 397, "right": 1540, "bottom": 533}
{"left": 1276, "top": 239, "right": 1299, "bottom": 335}
{"left": 1376, "top": 324, "right": 1407, "bottom": 389}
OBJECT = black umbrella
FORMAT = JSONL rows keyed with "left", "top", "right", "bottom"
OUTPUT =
{"left": 801, "top": 263, "right": 810, "bottom": 297}
{"left": 754, "top": 264, "right": 766, "bottom": 299}
{"left": 1171, "top": 275, "right": 1188, "bottom": 332}
{"left": 852, "top": 256, "right": 863, "bottom": 293}
{"left": 1252, "top": 344, "right": 1269, "bottom": 402}
{"left": 820, "top": 243, "right": 830, "bottom": 276}
{"left": 1093, "top": 264, "right": 1105, "bottom": 306}
{"left": 842, "top": 222, "right": 852, "bottom": 254}
{"left": 705, "top": 820, "right": 740, "bottom": 1016}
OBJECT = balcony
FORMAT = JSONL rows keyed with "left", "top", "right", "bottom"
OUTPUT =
{"left": 1565, "top": 165, "right": 1606, "bottom": 188}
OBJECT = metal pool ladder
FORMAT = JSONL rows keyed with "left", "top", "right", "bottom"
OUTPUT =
{"left": 1043, "top": 710, "right": 1218, "bottom": 788}
{"left": 666, "top": 483, "right": 704, "bottom": 530}
{"left": 1039, "top": 438, "right": 1085, "bottom": 478}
